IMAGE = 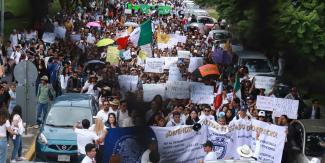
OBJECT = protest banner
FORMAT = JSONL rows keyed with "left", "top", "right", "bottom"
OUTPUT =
{"left": 255, "top": 76, "right": 276, "bottom": 90}
{"left": 143, "top": 84, "right": 166, "bottom": 102}
{"left": 54, "top": 26, "right": 66, "bottom": 39}
{"left": 158, "top": 6, "right": 172, "bottom": 15}
{"left": 256, "top": 95, "right": 274, "bottom": 111}
{"left": 103, "top": 120, "right": 286, "bottom": 163}
{"left": 273, "top": 98, "right": 299, "bottom": 119}
{"left": 251, "top": 119, "right": 286, "bottom": 163}
{"left": 151, "top": 125, "right": 207, "bottom": 163}
{"left": 42, "top": 32, "right": 56, "bottom": 44}
{"left": 188, "top": 57, "right": 204, "bottom": 72}
{"left": 118, "top": 75, "right": 138, "bottom": 93}
{"left": 144, "top": 58, "right": 165, "bottom": 73}
{"left": 106, "top": 46, "right": 120, "bottom": 66}
{"left": 190, "top": 82, "right": 214, "bottom": 104}
{"left": 168, "top": 66, "right": 182, "bottom": 81}
{"left": 158, "top": 34, "right": 187, "bottom": 50}
{"left": 177, "top": 50, "right": 191, "bottom": 59}
{"left": 163, "top": 57, "right": 178, "bottom": 69}
{"left": 166, "top": 81, "right": 190, "bottom": 99}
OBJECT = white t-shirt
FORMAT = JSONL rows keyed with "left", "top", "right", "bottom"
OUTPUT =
{"left": 0, "top": 120, "right": 10, "bottom": 137}
{"left": 60, "top": 75, "right": 70, "bottom": 90}
{"left": 81, "top": 155, "right": 95, "bottom": 163}
{"left": 108, "top": 108, "right": 119, "bottom": 118}
{"left": 118, "top": 110, "right": 129, "bottom": 126}
{"left": 96, "top": 110, "right": 109, "bottom": 123}
{"left": 204, "top": 151, "right": 218, "bottom": 162}
{"left": 74, "top": 128, "right": 99, "bottom": 154}
{"left": 166, "top": 120, "right": 185, "bottom": 127}
{"left": 141, "top": 149, "right": 151, "bottom": 163}
{"left": 83, "top": 82, "right": 96, "bottom": 95}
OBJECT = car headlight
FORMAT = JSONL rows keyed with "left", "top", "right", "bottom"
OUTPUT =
{"left": 38, "top": 133, "right": 48, "bottom": 144}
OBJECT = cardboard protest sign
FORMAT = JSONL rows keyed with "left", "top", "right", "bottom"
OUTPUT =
{"left": 190, "top": 82, "right": 214, "bottom": 104}
{"left": 54, "top": 26, "right": 66, "bottom": 39}
{"left": 273, "top": 98, "right": 299, "bottom": 119}
{"left": 42, "top": 32, "right": 56, "bottom": 44}
{"left": 143, "top": 84, "right": 166, "bottom": 102}
{"left": 118, "top": 75, "right": 138, "bottom": 93}
{"left": 168, "top": 66, "right": 182, "bottom": 81}
{"left": 256, "top": 95, "right": 274, "bottom": 111}
{"left": 255, "top": 76, "right": 276, "bottom": 90}
{"left": 144, "top": 58, "right": 164, "bottom": 73}
{"left": 251, "top": 119, "right": 286, "bottom": 163}
{"left": 163, "top": 57, "right": 178, "bottom": 69}
{"left": 177, "top": 50, "right": 191, "bottom": 59}
{"left": 166, "top": 81, "right": 190, "bottom": 99}
{"left": 106, "top": 46, "right": 120, "bottom": 66}
{"left": 188, "top": 57, "right": 204, "bottom": 72}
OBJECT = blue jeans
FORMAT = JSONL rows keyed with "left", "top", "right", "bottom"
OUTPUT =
{"left": 37, "top": 103, "right": 49, "bottom": 125}
{"left": 11, "top": 135, "right": 22, "bottom": 160}
{"left": 0, "top": 138, "right": 7, "bottom": 163}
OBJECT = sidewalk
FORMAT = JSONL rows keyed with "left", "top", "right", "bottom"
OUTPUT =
{"left": 6, "top": 127, "right": 38, "bottom": 163}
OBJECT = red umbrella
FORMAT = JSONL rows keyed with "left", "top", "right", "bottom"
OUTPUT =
{"left": 198, "top": 64, "right": 220, "bottom": 77}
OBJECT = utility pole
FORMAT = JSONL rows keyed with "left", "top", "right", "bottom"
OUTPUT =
{"left": 0, "top": 0, "right": 4, "bottom": 36}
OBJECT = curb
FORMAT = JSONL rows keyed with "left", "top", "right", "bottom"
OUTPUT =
{"left": 24, "top": 138, "right": 36, "bottom": 161}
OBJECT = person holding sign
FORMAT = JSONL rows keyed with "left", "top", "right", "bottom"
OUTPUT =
{"left": 199, "top": 105, "right": 215, "bottom": 122}
{"left": 166, "top": 112, "right": 185, "bottom": 127}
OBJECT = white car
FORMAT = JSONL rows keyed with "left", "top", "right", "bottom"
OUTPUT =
{"left": 191, "top": 9, "right": 209, "bottom": 17}
{"left": 207, "top": 30, "right": 232, "bottom": 43}
{"left": 236, "top": 50, "right": 275, "bottom": 78}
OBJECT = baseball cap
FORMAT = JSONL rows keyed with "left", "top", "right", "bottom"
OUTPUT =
{"left": 258, "top": 111, "right": 266, "bottom": 117}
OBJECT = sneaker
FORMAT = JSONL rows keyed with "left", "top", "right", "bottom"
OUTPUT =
{"left": 11, "top": 160, "right": 16, "bottom": 163}
{"left": 17, "top": 157, "right": 26, "bottom": 161}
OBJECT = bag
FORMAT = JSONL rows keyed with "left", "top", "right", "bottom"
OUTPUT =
{"left": 48, "top": 84, "right": 55, "bottom": 101}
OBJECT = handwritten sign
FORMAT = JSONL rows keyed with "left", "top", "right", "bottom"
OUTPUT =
{"left": 106, "top": 46, "right": 120, "bottom": 66}
{"left": 256, "top": 96, "right": 274, "bottom": 111}
{"left": 255, "top": 76, "right": 276, "bottom": 90}
{"left": 118, "top": 75, "right": 138, "bottom": 93}
{"left": 273, "top": 98, "right": 299, "bottom": 119}
{"left": 42, "top": 32, "right": 56, "bottom": 44}
{"left": 177, "top": 50, "right": 191, "bottom": 59}
{"left": 256, "top": 96, "right": 299, "bottom": 119}
{"left": 70, "top": 34, "right": 81, "bottom": 41}
{"left": 190, "top": 82, "right": 214, "bottom": 104}
{"left": 163, "top": 57, "right": 178, "bottom": 69}
{"left": 188, "top": 57, "right": 204, "bottom": 72}
{"left": 121, "top": 50, "right": 132, "bottom": 60}
{"left": 143, "top": 84, "right": 166, "bottom": 102}
{"left": 168, "top": 66, "right": 182, "bottom": 81}
{"left": 54, "top": 26, "right": 66, "bottom": 39}
{"left": 166, "top": 81, "right": 190, "bottom": 99}
{"left": 144, "top": 58, "right": 165, "bottom": 73}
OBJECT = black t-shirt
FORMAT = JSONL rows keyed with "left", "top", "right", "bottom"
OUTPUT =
{"left": 0, "top": 91, "right": 10, "bottom": 108}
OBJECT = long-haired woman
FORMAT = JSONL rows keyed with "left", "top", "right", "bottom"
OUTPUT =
{"left": 10, "top": 105, "right": 25, "bottom": 162}
{"left": 0, "top": 108, "right": 15, "bottom": 163}
{"left": 89, "top": 118, "right": 107, "bottom": 163}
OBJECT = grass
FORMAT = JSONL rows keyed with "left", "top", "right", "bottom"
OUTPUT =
{"left": 5, "top": 0, "right": 30, "bottom": 17}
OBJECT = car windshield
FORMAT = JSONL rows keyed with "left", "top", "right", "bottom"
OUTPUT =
{"left": 213, "top": 32, "right": 230, "bottom": 40}
{"left": 242, "top": 58, "right": 272, "bottom": 73}
{"left": 198, "top": 18, "right": 213, "bottom": 24}
{"left": 305, "top": 133, "right": 325, "bottom": 157}
{"left": 45, "top": 107, "right": 92, "bottom": 127}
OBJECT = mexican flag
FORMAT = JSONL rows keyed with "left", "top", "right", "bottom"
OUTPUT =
{"left": 129, "top": 19, "right": 153, "bottom": 46}
{"left": 234, "top": 74, "right": 241, "bottom": 99}
{"left": 214, "top": 82, "right": 223, "bottom": 109}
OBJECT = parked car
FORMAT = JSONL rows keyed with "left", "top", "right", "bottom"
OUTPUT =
{"left": 36, "top": 93, "right": 99, "bottom": 162}
{"left": 236, "top": 50, "right": 275, "bottom": 78}
{"left": 196, "top": 16, "right": 215, "bottom": 29}
{"left": 288, "top": 119, "right": 325, "bottom": 163}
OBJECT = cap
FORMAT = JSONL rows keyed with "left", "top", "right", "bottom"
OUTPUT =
{"left": 258, "top": 111, "right": 266, "bottom": 117}
{"left": 40, "top": 76, "right": 48, "bottom": 81}
{"left": 203, "top": 140, "right": 213, "bottom": 147}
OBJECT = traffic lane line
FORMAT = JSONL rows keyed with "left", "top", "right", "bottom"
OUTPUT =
{"left": 24, "top": 138, "right": 36, "bottom": 161}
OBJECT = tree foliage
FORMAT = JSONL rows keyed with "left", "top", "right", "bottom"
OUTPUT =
{"left": 201, "top": 0, "right": 325, "bottom": 60}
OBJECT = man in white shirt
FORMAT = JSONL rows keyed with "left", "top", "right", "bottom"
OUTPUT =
{"left": 199, "top": 106, "right": 215, "bottom": 121}
{"left": 81, "top": 143, "right": 96, "bottom": 163}
{"left": 166, "top": 112, "right": 185, "bottom": 127}
{"left": 73, "top": 119, "right": 100, "bottom": 162}
{"left": 200, "top": 140, "right": 218, "bottom": 162}
{"left": 118, "top": 100, "right": 130, "bottom": 127}
{"left": 96, "top": 100, "right": 110, "bottom": 122}
{"left": 108, "top": 99, "right": 120, "bottom": 117}
{"left": 10, "top": 46, "right": 22, "bottom": 64}
{"left": 141, "top": 138, "right": 158, "bottom": 163}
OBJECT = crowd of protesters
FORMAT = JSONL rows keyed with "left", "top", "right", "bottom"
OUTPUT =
{"left": 0, "top": 0, "right": 323, "bottom": 162}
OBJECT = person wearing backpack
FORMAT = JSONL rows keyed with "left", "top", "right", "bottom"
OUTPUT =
{"left": 35, "top": 75, "right": 55, "bottom": 128}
